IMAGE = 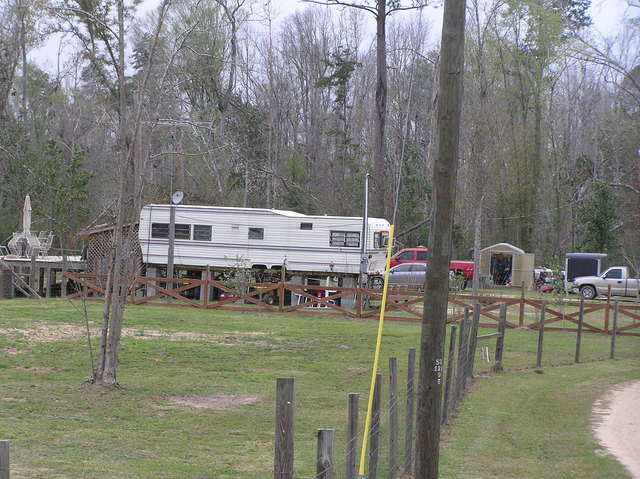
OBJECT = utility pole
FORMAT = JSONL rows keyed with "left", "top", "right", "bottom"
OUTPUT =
{"left": 167, "top": 204, "right": 176, "bottom": 289}
{"left": 360, "top": 173, "right": 370, "bottom": 289}
{"left": 415, "top": 0, "right": 467, "bottom": 475}
{"left": 167, "top": 191, "right": 183, "bottom": 290}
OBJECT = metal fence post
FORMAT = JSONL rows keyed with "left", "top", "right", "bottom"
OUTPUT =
{"left": 536, "top": 304, "right": 546, "bottom": 368}
{"left": 610, "top": 300, "right": 619, "bottom": 360}
{"left": 441, "top": 325, "right": 457, "bottom": 425}
{"left": 575, "top": 298, "right": 584, "bottom": 363}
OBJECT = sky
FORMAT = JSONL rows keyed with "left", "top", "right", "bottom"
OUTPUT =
{"left": 29, "top": 0, "right": 639, "bottom": 75}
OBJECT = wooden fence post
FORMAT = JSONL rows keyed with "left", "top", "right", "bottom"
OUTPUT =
{"left": 389, "top": 358, "right": 398, "bottom": 479}
{"left": 30, "top": 248, "right": 38, "bottom": 290}
{"left": 575, "top": 298, "right": 584, "bottom": 363}
{"left": 45, "top": 268, "right": 52, "bottom": 298}
{"left": 536, "top": 304, "right": 546, "bottom": 369}
{"left": 441, "top": 325, "right": 457, "bottom": 425}
{"left": 604, "top": 285, "right": 612, "bottom": 332}
{"left": 368, "top": 373, "right": 382, "bottom": 479}
{"left": 610, "top": 300, "right": 619, "bottom": 360}
{"left": 278, "top": 282, "right": 285, "bottom": 311}
{"left": 346, "top": 393, "right": 358, "bottom": 479}
{"left": 455, "top": 314, "right": 470, "bottom": 405}
{"left": 466, "top": 303, "right": 481, "bottom": 378}
{"left": 274, "top": 378, "right": 295, "bottom": 479}
{"left": 203, "top": 265, "right": 210, "bottom": 308}
{"left": 316, "top": 429, "right": 335, "bottom": 479}
{"left": 492, "top": 303, "right": 507, "bottom": 373}
{"left": 519, "top": 281, "right": 525, "bottom": 327}
{"left": 0, "top": 440, "right": 8, "bottom": 479}
{"left": 404, "top": 348, "right": 416, "bottom": 477}
{"left": 61, "top": 254, "right": 68, "bottom": 298}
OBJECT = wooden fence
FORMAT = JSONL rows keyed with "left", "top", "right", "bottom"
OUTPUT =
{"left": 62, "top": 272, "right": 640, "bottom": 336}
{"left": 270, "top": 300, "right": 628, "bottom": 478}
{"left": 272, "top": 312, "right": 497, "bottom": 479}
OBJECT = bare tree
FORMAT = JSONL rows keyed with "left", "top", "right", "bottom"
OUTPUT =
{"left": 302, "top": 0, "right": 429, "bottom": 218}
{"left": 51, "top": 0, "right": 172, "bottom": 386}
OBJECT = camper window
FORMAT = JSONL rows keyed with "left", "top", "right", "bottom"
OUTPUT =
{"left": 374, "top": 231, "right": 389, "bottom": 249}
{"left": 151, "top": 223, "right": 169, "bottom": 238}
{"left": 193, "top": 225, "right": 212, "bottom": 241}
{"left": 300, "top": 222, "right": 313, "bottom": 230}
{"left": 249, "top": 227, "right": 264, "bottom": 240}
{"left": 151, "top": 223, "right": 190, "bottom": 239}
{"left": 330, "top": 231, "right": 360, "bottom": 248}
{"left": 175, "top": 224, "right": 191, "bottom": 240}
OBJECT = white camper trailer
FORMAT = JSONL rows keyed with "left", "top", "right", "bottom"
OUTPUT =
{"left": 138, "top": 204, "right": 390, "bottom": 276}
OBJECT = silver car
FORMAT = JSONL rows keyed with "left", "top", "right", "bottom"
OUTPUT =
{"left": 388, "top": 263, "right": 427, "bottom": 286}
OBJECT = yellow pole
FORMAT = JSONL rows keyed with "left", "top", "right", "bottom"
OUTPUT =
{"left": 357, "top": 224, "right": 395, "bottom": 478}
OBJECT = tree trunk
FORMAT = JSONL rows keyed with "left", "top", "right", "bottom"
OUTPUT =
{"left": 0, "top": 6, "right": 20, "bottom": 126}
{"left": 372, "top": 1, "right": 387, "bottom": 219}
{"left": 100, "top": 0, "right": 129, "bottom": 386}
{"left": 415, "top": 0, "right": 466, "bottom": 476}
{"left": 471, "top": 198, "right": 482, "bottom": 296}
{"left": 20, "top": 0, "right": 27, "bottom": 119}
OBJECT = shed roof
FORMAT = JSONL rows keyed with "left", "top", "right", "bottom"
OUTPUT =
{"left": 78, "top": 222, "right": 138, "bottom": 239}
{"left": 566, "top": 253, "right": 607, "bottom": 259}
{"left": 480, "top": 242, "right": 526, "bottom": 254}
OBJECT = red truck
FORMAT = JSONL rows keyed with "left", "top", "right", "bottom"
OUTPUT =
{"left": 389, "top": 247, "right": 474, "bottom": 288}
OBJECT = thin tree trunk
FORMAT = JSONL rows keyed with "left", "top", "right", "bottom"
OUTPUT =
{"left": 471, "top": 198, "right": 482, "bottom": 296}
{"left": 95, "top": 255, "right": 114, "bottom": 382}
{"left": 101, "top": 0, "right": 129, "bottom": 386}
{"left": 20, "top": 0, "right": 27, "bottom": 119}
{"left": 373, "top": 1, "right": 387, "bottom": 218}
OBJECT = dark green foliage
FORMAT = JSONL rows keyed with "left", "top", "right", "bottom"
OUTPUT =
{"left": 280, "top": 151, "right": 313, "bottom": 214}
{"left": 315, "top": 47, "right": 359, "bottom": 117}
{"left": 577, "top": 183, "right": 618, "bottom": 254}
{"left": 396, "top": 145, "right": 430, "bottom": 247}
{"left": 1, "top": 133, "right": 92, "bottom": 246}
{"left": 0, "top": 59, "right": 92, "bottom": 246}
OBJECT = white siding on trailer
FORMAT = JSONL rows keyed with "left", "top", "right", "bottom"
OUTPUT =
{"left": 138, "top": 205, "right": 390, "bottom": 274}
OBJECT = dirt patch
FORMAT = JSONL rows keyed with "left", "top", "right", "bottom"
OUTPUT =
{"left": 592, "top": 380, "right": 640, "bottom": 479}
{"left": 12, "top": 366, "right": 63, "bottom": 372}
{"left": 0, "top": 322, "right": 276, "bottom": 346}
{"left": 0, "top": 323, "right": 85, "bottom": 342}
{"left": 124, "top": 329, "right": 276, "bottom": 346}
{"left": 168, "top": 394, "right": 261, "bottom": 410}
{"left": 347, "top": 366, "right": 368, "bottom": 374}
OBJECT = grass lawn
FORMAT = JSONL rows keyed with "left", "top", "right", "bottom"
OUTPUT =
{"left": 441, "top": 359, "right": 640, "bottom": 479}
{"left": 0, "top": 299, "right": 638, "bottom": 478}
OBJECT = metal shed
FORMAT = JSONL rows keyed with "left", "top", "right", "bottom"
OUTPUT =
{"left": 480, "top": 242, "right": 535, "bottom": 289}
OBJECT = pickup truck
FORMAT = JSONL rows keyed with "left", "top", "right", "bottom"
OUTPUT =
{"left": 572, "top": 266, "right": 640, "bottom": 299}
